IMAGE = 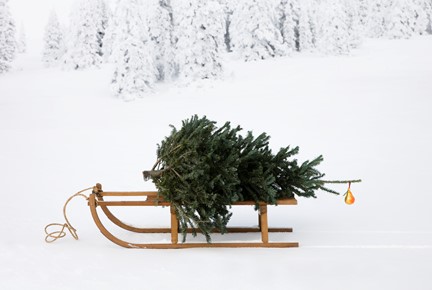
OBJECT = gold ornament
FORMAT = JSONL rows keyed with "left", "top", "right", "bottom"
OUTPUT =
{"left": 344, "top": 182, "right": 355, "bottom": 205}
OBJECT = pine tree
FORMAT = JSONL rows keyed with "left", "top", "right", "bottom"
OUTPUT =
{"left": 297, "top": 0, "right": 314, "bottom": 52}
{"left": 279, "top": 0, "right": 299, "bottom": 53}
{"left": 63, "top": 0, "right": 104, "bottom": 70}
{"left": 217, "top": 0, "right": 235, "bottom": 52}
{"left": 331, "top": 0, "right": 350, "bottom": 54}
{"left": 102, "top": 1, "right": 120, "bottom": 62}
{"left": 17, "top": 23, "right": 26, "bottom": 53}
{"left": 315, "top": 0, "right": 350, "bottom": 55}
{"left": 410, "top": 0, "right": 429, "bottom": 35}
{"left": 425, "top": 0, "right": 432, "bottom": 34}
{"left": 367, "top": 0, "right": 389, "bottom": 38}
{"left": 95, "top": 0, "right": 110, "bottom": 58}
{"left": 230, "top": 0, "right": 286, "bottom": 61}
{"left": 148, "top": 0, "right": 176, "bottom": 81}
{"left": 111, "top": 0, "right": 156, "bottom": 100}
{"left": 385, "top": 0, "right": 414, "bottom": 39}
{"left": 345, "top": 0, "right": 363, "bottom": 48}
{"left": 358, "top": 0, "right": 370, "bottom": 31}
{"left": 0, "top": 0, "right": 16, "bottom": 74}
{"left": 174, "top": 0, "right": 224, "bottom": 81}
{"left": 144, "top": 115, "right": 337, "bottom": 242}
{"left": 42, "top": 10, "right": 64, "bottom": 67}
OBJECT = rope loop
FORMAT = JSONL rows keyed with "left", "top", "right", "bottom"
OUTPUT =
{"left": 44, "top": 223, "right": 77, "bottom": 243}
{"left": 44, "top": 187, "right": 93, "bottom": 243}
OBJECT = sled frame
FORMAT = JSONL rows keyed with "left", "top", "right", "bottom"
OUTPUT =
{"left": 89, "top": 184, "right": 299, "bottom": 249}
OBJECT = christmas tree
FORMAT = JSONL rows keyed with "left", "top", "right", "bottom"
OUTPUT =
{"left": 144, "top": 116, "right": 347, "bottom": 242}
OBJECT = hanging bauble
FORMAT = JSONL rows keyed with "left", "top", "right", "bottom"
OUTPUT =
{"left": 344, "top": 182, "right": 355, "bottom": 205}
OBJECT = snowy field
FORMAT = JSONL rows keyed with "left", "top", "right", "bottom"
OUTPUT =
{"left": 1, "top": 36, "right": 432, "bottom": 290}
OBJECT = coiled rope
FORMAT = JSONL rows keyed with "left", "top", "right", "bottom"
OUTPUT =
{"left": 44, "top": 187, "right": 93, "bottom": 243}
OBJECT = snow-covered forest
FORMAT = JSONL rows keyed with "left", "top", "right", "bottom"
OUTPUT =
{"left": 1, "top": 0, "right": 432, "bottom": 99}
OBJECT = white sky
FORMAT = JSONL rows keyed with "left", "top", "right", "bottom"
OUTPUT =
{"left": 9, "top": 0, "right": 115, "bottom": 54}
{"left": 9, "top": 0, "right": 76, "bottom": 53}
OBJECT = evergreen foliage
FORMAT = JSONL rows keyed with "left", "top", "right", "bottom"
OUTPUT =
{"left": 0, "top": 0, "right": 16, "bottom": 74}
{"left": 145, "top": 115, "right": 337, "bottom": 242}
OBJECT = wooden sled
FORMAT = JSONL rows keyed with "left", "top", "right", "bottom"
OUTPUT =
{"left": 89, "top": 183, "right": 299, "bottom": 249}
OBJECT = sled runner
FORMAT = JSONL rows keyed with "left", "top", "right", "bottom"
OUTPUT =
{"left": 89, "top": 183, "right": 299, "bottom": 249}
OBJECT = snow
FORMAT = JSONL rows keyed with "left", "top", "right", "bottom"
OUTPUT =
{"left": 1, "top": 36, "right": 432, "bottom": 290}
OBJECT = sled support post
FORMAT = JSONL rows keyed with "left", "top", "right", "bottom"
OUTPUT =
{"left": 259, "top": 205, "right": 269, "bottom": 243}
{"left": 170, "top": 206, "right": 178, "bottom": 244}
{"left": 88, "top": 183, "right": 298, "bottom": 249}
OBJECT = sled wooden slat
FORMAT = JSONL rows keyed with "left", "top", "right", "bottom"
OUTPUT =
{"left": 98, "top": 191, "right": 158, "bottom": 197}
{"left": 95, "top": 190, "right": 297, "bottom": 206}
{"left": 96, "top": 200, "right": 172, "bottom": 206}
{"left": 96, "top": 198, "right": 297, "bottom": 207}
{"left": 118, "top": 242, "right": 299, "bottom": 249}
{"left": 89, "top": 184, "right": 299, "bottom": 249}
{"left": 98, "top": 227, "right": 293, "bottom": 234}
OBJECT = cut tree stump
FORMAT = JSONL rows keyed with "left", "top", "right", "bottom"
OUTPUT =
{"left": 89, "top": 183, "right": 299, "bottom": 249}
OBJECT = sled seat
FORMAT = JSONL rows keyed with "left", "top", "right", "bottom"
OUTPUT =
{"left": 89, "top": 183, "right": 298, "bottom": 249}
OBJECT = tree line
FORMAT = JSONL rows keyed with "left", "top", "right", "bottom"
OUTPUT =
{"left": 2, "top": 0, "right": 431, "bottom": 99}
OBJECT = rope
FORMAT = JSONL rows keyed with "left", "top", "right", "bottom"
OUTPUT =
{"left": 44, "top": 187, "right": 93, "bottom": 243}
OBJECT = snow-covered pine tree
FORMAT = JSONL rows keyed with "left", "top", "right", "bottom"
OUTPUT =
{"left": 367, "top": 0, "right": 389, "bottom": 38}
{"left": 102, "top": 0, "right": 120, "bottom": 62}
{"left": 101, "top": 18, "right": 114, "bottom": 62}
{"left": 95, "top": 0, "right": 110, "bottom": 58}
{"left": 230, "top": 0, "right": 286, "bottom": 61}
{"left": 148, "top": 0, "right": 176, "bottom": 81}
{"left": 315, "top": 0, "right": 350, "bottom": 55}
{"left": 358, "top": 0, "right": 370, "bottom": 31}
{"left": 17, "top": 23, "right": 26, "bottom": 53}
{"left": 0, "top": 0, "right": 16, "bottom": 74}
{"left": 42, "top": 10, "right": 64, "bottom": 67}
{"left": 330, "top": 0, "right": 350, "bottom": 54}
{"left": 279, "top": 0, "right": 299, "bottom": 53}
{"left": 424, "top": 0, "right": 432, "bottom": 34}
{"left": 174, "top": 0, "right": 224, "bottom": 80}
{"left": 111, "top": 0, "right": 156, "bottom": 100}
{"left": 297, "top": 0, "right": 314, "bottom": 52}
{"left": 217, "top": 0, "right": 234, "bottom": 52}
{"left": 410, "top": 0, "right": 429, "bottom": 35}
{"left": 63, "top": 0, "right": 103, "bottom": 70}
{"left": 385, "top": 0, "right": 414, "bottom": 39}
{"left": 345, "top": 0, "right": 363, "bottom": 48}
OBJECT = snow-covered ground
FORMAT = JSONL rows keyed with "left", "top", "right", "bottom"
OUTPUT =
{"left": 1, "top": 37, "right": 432, "bottom": 290}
